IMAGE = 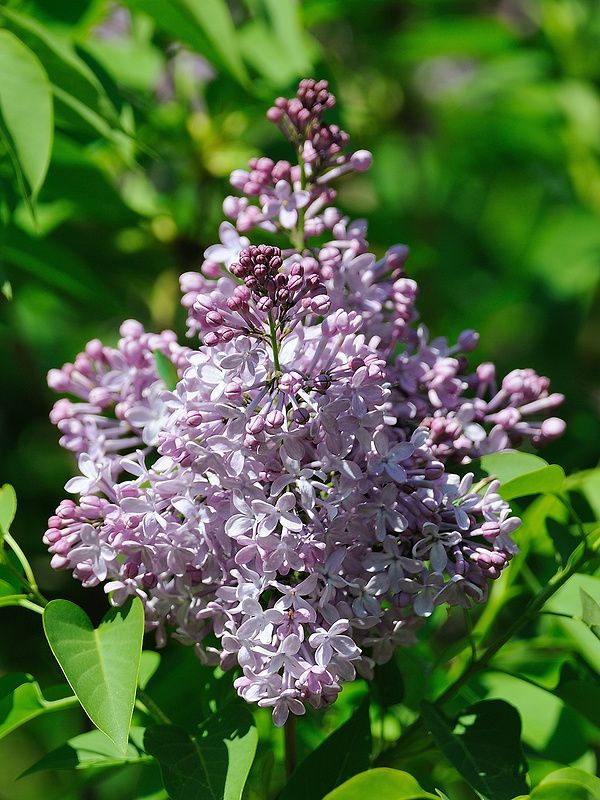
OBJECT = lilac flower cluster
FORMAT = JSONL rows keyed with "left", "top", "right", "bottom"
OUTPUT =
{"left": 45, "top": 80, "right": 565, "bottom": 727}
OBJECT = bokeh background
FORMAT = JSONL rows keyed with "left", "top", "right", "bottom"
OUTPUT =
{"left": 1, "top": 0, "right": 600, "bottom": 797}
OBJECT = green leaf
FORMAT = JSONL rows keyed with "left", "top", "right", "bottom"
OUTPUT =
{"left": 321, "top": 768, "right": 439, "bottom": 800}
{"left": 145, "top": 704, "right": 257, "bottom": 800}
{"left": 546, "top": 575, "right": 600, "bottom": 674}
{"left": 139, "top": 651, "right": 161, "bottom": 691}
{"left": 280, "top": 695, "right": 371, "bottom": 800}
{"left": 421, "top": 700, "right": 529, "bottom": 800}
{"left": 529, "top": 768, "right": 600, "bottom": 799}
{"left": 0, "top": 8, "right": 121, "bottom": 126}
{"left": 0, "top": 30, "right": 52, "bottom": 208}
{"left": 580, "top": 589, "right": 600, "bottom": 640}
{"left": 554, "top": 675, "right": 600, "bottom": 731}
{"left": 122, "top": 0, "right": 249, "bottom": 87}
{"left": 43, "top": 597, "right": 144, "bottom": 754}
{"left": 0, "top": 483, "right": 17, "bottom": 537}
{"left": 0, "top": 673, "right": 77, "bottom": 739}
{"left": 499, "top": 465, "right": 565, "bottom": 500}
{"left": 476, "top": 452, "right": 549, "bottom": 484}
{"left": 261, "top": 0, "right": 313, "bottom": 75}
{"left": 154, "top": 350, "right": 179, "bottom": 391}
{"left": 21, "top": 726, "right": 149, "bottom": 776}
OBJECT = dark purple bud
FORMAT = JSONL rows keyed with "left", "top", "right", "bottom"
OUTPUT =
{"left": 293, "top": 407, "right": 310, "bottom": 424}
{"left": 204, "top": 332, "right": 220, "bottom": 346}
{"left": 205, "top": 311, "right": 224, "bottom": 327}
{"left": 257, "top": 296, "right": 273, "bottom": 312}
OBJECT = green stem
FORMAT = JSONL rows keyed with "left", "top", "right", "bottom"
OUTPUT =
{"left": 375, "top": 531, "right": 596, "bottom": 766}
{"left": 268, "top": 311, "right": 280, "bottom": 372}
{"left": 136, "top": 687, "right": 173, "bottom": 726}
{"left": 462, "top": 607, "right": 476, "bottom": 661}
{"left": 3, "top": 532, "right": 48, "bottom": 607}
{"left": 0, "top": 595, "right": 45, "bottom": 614}
{"left": 284, "top": 713, "right": 297, "bottom": 779}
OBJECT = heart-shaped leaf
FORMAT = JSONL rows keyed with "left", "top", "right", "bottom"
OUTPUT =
{"left": 0, "top": 673, "right": 77, "bottom": 739}
{"left": 477, "top": 452, "right": 549, "bottom": 484}
{"left": 43, "top": 597, "right": 144, "bottom": 753}
{"left": 321, "top": 768, "right": 438, "bottom": 800}
{"left": 499, "top": 465, "right": 565, "bottom": 500}
{"left": 529, "top": 768, "right": 600, "bottom": 799}
{"left": 144, "top": 703, "right": 257, "bottom": 800}
{"left": 21, "top": 726, "right": 149, "bottom": 776}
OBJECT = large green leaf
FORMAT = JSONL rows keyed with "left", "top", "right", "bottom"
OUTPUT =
{"left": 421, "top": 699, "right": 529, "bottom": 800}
{"left": 0, "top": 673, "right": 77, "bottom": 739}
{"left": 0, "top": 483, "right": 16, "bottom": 538}
{"left": 0, "top": 8, "right": 121, "bottom": 124}
{"left": 43, "top": 597, "right": 144, "bottom": 754}
{"left": 475, "top": 452, "right": 546, "bottom": 482}
{"left": 321, "top": 768, "right": 438, "bottom": 800}
{"left": 499, "top": 465, "right": 565, "bottom": 500}
{"left": 528, "top": 768, "right": 600, "bottom": 799}
{"left": 122, "top": 0, "right": 249, "bottom": 87}
{"left": 144, "top": 703, "right": 257, "bottom": 800}
{"left": 0, "top": 30, "right": 53, "bottom": 206}
{"left": 280, "top": 694, "right": 371, "bottom": 800}
{"left": 21, "top": 726, "right": 150, "bottom": 776}
{"left": 580, "top": 589, "right": 600, "bottom": 639}
{"left": 546, "top": 575, "right": 600, "bottom": 674}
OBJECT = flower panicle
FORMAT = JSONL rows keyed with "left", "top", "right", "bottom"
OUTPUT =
{"left": 45, "top": 79, "right": 565, "bottom": 727}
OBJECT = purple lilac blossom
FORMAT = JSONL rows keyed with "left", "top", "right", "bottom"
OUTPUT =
{"left": 45, "top": 79, "right": 565, "bottom": 726}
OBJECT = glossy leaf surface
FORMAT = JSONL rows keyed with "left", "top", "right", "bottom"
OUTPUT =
{"left": 144, "top": 703, "right": 257, "bottom": 800}
{"left": 0, "top": 30, "right": 53, "bottom": 205}
{"left": 280, "top": 694, "right": 371, "bottom": 800}
{"left": 321, "top": 768, "right": 438, "bottom": 800}
{"left": 21, "top": 726, "right": 149, "bottom": 775}
{"left": 43, "top": 597, "right": 144, "bottom": 753}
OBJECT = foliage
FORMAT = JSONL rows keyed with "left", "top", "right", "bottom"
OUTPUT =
{"left": 1, "top": 2, "right": 600, "bottom": 800}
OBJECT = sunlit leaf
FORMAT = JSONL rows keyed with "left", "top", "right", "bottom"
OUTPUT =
{"left": 280, "top": 695, "right": 371, "bottom": 800}
{"left": 0, "top": 8, "right": 121, "bottom": 125}
{"left": 476, "top": 452, "right": 549, "bottom": 484}
{"left": 0, "top": 484, "right": 17, "bottom": 537}
{"left": 21, "top": 726, "right": 149, "bottom": 776}
{"left": 0, "top": 30, "right": 53, "bottom": 209}
{"left": 0, "top": 673, "right": 77, "bottom": 740}
{"left": 139, "top": 651, "right": 161, "bottom": 691}
{"left": 43, "top": 597, "right": 144, "bottom": 753}
{"left": 321, "top": 768, "right": 438, "bottom": 800}
{"left": 529, "top": 767, "right": 600, "bottom": 799}
{"left": 122, "top": 0, "right": 249, "bottom": 87}
{"left": 499, "top": 465, "right": 565, "bottom": 500}
{"left": 144, "top": 703, "right": 257, "bottom": 800}
{"left": 580, "top": 590, "right": 600, "bottom": 640}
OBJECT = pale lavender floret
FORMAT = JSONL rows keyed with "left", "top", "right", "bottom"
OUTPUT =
{"left": 262, "top": 180, "right": 310, "bottom": 229}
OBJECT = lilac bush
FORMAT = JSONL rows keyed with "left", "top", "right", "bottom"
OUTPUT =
{"left": 44, "top": 80, "right": 565, "bottom": 728}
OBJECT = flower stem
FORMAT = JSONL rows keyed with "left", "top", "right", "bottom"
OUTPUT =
{"left": 136, "top": 687, "right": 173, "bottom": 726}
{"left": 268, "top": 311, "right": 281, "bottom": 372}
{"left": 3, "top": 532, "right": 48, "bottom": 608}
{"left": 284, "top": 714, "right": 297, "bottom": 779}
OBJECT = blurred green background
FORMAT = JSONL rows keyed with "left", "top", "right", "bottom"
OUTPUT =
{"left": 1, "top": 0, "right": 600, "bottom": 796}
